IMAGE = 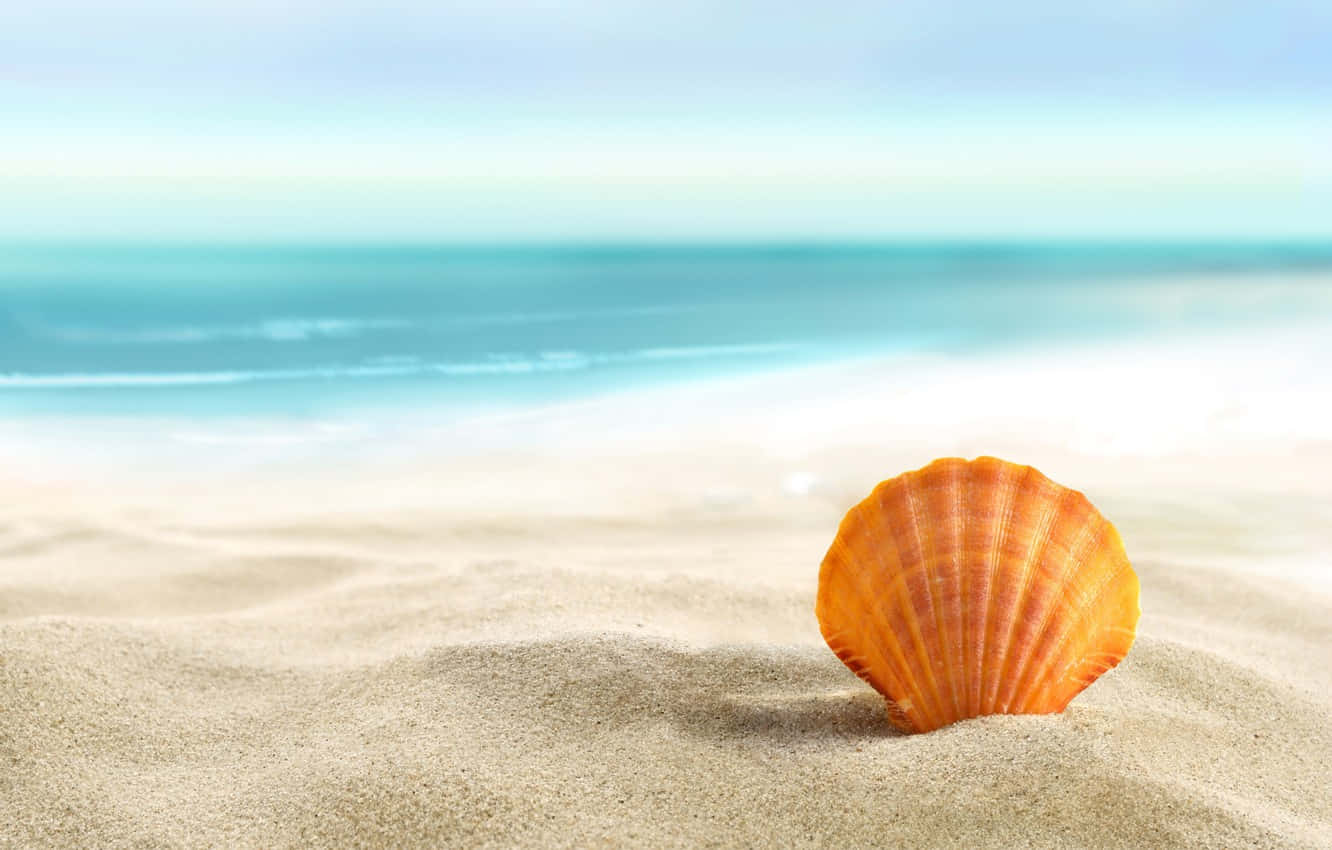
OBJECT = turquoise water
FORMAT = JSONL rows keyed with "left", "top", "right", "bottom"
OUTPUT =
{"left": 3, "top": 241, "right": 1330, "bottom": 418}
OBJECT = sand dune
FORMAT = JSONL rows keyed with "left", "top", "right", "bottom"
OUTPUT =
{"left": 3, "top": 465, "right": 1330, "bottom": 849}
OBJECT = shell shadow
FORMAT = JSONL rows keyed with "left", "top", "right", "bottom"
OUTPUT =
{"left": 674, "top": 687, "right": 903, "bottom": 745}
{"left": 425, "top": 634, "right": 905, "bottom": 747}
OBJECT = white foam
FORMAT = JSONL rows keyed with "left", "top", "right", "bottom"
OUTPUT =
{"left": 0, "top": 342, "right": 805, "bottom": 388}
{"left": 24, "top": 304, "right": 702, "bottom": 346}
{"left": 32, "top": 317, "right": 414, "bottom": 344}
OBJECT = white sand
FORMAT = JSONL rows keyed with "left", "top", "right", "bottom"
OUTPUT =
{"left": 3, "top": 330, "right": 1331, "bottom": 848}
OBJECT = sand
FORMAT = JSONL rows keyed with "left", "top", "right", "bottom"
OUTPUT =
{"left": 3, "top": 336, "right": 1331, "bottom": 848}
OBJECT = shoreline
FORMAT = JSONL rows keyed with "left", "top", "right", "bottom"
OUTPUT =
{"left": 4, "top": 317, "right": 1330, "bottom": 495}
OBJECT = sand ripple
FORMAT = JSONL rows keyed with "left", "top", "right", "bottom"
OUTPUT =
{"left": 2, "top": 508, "right": 1329, "bottom": 848}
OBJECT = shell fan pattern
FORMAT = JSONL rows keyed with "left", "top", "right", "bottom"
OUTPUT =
{"left": 816, "top": 457, "right": 1140, "bottom": 734}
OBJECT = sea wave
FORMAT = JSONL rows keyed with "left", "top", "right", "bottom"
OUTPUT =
{"left": 24, "top": 305, "right": 700, "bottom": 345}
{"left": 30, "top": 317, "right": 415, "bottom": 344}
{"left": 0, "top": 343, "right": 801, "bottom": 389}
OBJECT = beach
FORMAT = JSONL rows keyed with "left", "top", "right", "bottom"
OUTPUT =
{"left": 3, "top": 327, "right": 1330, "bottom": 849}
{"left": 7, "top": 0, "right": 1332, "bottom": 836}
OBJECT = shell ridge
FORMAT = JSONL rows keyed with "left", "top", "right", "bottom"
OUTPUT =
{"left": 978, "top": 463, "right": 1025, "bottom": 714}
{"left": 941, "top": 459, "right": 969, "bottom": 722}
{"left": 963, "top": 459, "right": 990, "bottom": 717}
{"left": 1031, "top": 553, "right": 1135, "bottom": 710}
{"left": 947, "top": 461, "right": 970, "bottom": 721}
{"left": 1056, "top": 579, "right": 1139, "bottom": 700}
{"left": 993, "top": 484, "right": 1074, "bottom": 713}
{"left": 1007, "top": 510, "right": 1107, "bottom": 713}
{"left": 956, "top": 461, "right": 973, "bottom": 717}
{"left": 825, "top": 611, "right": 903, "bottom": 701}
{"left": 1067, "top": 645, "right": 1124, "bottom": 687}
{"left": 847, "top": 525, "right": 939, "bottom": 731}
{"left": 818, "top": 549, "right": 912, "bottom": 709}
{"left": 851, "top": 499, "right": 937, "bottom": 731}
{"left": 964, "top": 458, "right": 985, "bottom": 719}
{"left": 867, "top": 490, "right": 948, "bottom": 730}
{"left": 865, "top": 585, "right": 934, "bottom": 733}
{"left": 1051, "top": 558, "right": 1137, "bottom": 701}
{"left": 904, "top": 469, "right": 963, "bottom": 722}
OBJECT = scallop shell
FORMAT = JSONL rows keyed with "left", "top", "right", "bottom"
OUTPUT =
{"left": 816, "top": 457, "right": 1139, "bottom": 733}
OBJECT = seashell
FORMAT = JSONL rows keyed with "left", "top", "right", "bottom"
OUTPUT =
{"left": 816, "top": 457, "right": 1139, "bottom": 733}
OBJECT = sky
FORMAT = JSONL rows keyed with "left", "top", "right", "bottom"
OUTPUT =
{"left": 2, "top": 0, "right": 1329, "bottom": 240}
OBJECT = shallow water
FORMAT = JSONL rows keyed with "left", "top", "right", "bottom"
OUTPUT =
{"left": 4, "top": 240, "right": 1331, "bottom": 420}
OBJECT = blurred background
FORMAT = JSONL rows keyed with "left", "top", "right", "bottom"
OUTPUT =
{"left": 1, "top": 1, "right": 1330, "bottom": 464}
{"left": 4, "top": 1, "right": 1330, "bottom": 241}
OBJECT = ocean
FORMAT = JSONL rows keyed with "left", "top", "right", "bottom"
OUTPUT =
{"left": 3, "top": 241, "right": 1331, "bottom": 422}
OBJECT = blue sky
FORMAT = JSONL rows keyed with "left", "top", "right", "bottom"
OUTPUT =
{"left": 2, "top": 0, "right": 1329, "bottom": 239}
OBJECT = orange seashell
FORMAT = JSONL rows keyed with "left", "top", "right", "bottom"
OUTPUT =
{"left": 816, "top": 457, "right": 1139, "bottom": 734}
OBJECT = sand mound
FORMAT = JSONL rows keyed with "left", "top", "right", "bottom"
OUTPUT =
{"left": 3, "top": 490, "right": 1329, "bottom": 849}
